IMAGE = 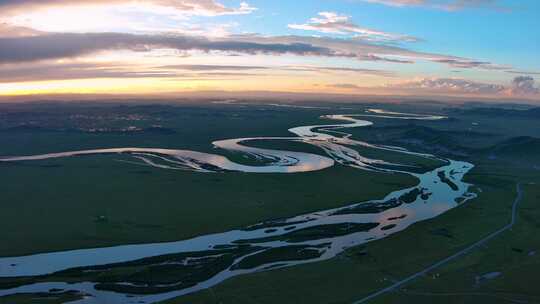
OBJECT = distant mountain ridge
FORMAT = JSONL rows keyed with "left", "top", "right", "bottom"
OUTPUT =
{"left": 367, "top": 124, "right": 539, "bottom": 164}
{"left": 450, "top": 107, "right": 540, "bottom": 118}
{"left": 483, "top": 136, "right": 540, "bottom": 162}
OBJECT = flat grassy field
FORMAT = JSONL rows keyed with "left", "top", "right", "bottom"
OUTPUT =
{"left": 162, "top": 161, "right": 539, "bottom": 304}
{"left": 1, "top": 102, "right": 538, "bottom": 304}
{"left": 0, "top": 104, "right": 422, "bottom": 257}
{"left": 0, "top": 291, "right": 85, "bottom": 304}
{"left": 159, "top": 105, "right": 540, "bottom": 304}
{"left": 0, "top": 155, "right": 418, "bottom": 257}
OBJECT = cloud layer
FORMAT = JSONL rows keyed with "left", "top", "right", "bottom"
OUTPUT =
{"left": 0, "top": 32, "right": 335, "bottom": 64}
{"left": 0, "top": 0, "right": 532, "bottom": 100}
{"left": 362, "top": 0, "right": 501, "bottom": 11}
{"left": 0, "top": 0, "right": 256, "bottom": 16}
{"left": 288, "top": 12, "right": 418, "bottom": 42}
{"left": 0, "top": 27, "right": 507, "bottom": 76}
{"left": 0, "top": 23, "right": 43, "bottom": 37}
{"left": 388, "top": 76, "right": 540, "bottom": 97}
{"left": 390, "top": 77, "right": 505, "bottom": 94}
{"left": 0, "top": 62, "right": 397, "bottom": 83}
{"left": 510, "top": 76, "right": 540, "bottom": 96}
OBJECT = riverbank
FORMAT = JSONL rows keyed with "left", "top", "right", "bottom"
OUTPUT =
{"left": 166, "top": 161, "right": 538, "bottom": 304}
{"left": 0, "top": 111, "right": 471, "bottom": 303}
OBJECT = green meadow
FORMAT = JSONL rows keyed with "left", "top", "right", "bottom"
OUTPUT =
{"left": 1, "top": 102, "right": 539, "bottom": 304}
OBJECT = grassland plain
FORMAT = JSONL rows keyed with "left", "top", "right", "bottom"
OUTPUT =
{"left": 0, "top": 290, "right": 86, "bottom": 304}
{"left": 162, "top": 160, "right": 539, "bottom": 304}
{"left": 157, "top": 103, "right": 540, "bottom": 304}
{"left": 0, "top": 104, "right": 423, "bottom": 257}
{"left": 1, "top": 103, "right": 539, "bottom": 304}
{"left": 2, "top": 164, "right": 537, "bottom": 302}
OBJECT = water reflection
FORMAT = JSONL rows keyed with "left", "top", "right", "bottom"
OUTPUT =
{"left": 0, "top": 110, "right": 476, "bottom": 304}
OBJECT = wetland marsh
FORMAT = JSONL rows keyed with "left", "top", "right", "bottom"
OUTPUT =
{"left": 0, "top": 106, "right": 476, "bottom": 303}
{"left": 1, "top": 102, "right": 539, "bottom": 304}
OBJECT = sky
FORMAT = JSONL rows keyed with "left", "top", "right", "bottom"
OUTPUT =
{"left": 0, "top": 0, "right": 539, "bottom": 100}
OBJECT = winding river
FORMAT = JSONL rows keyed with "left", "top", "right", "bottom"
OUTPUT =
{"left": 0, "top": 109, "right": 476, "bottom": 303}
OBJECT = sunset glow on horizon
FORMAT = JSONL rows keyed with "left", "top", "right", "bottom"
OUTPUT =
{"left": 0, "top": 0, "right": 539, "bottom": 101}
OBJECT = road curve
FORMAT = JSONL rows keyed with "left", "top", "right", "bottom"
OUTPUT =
{"left": 352, "top": 183, "right": 524, "bottom": 304}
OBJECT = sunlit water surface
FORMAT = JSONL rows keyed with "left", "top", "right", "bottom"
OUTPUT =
{"left": 0, "top": 109, "right": 476, "bottom": 303}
